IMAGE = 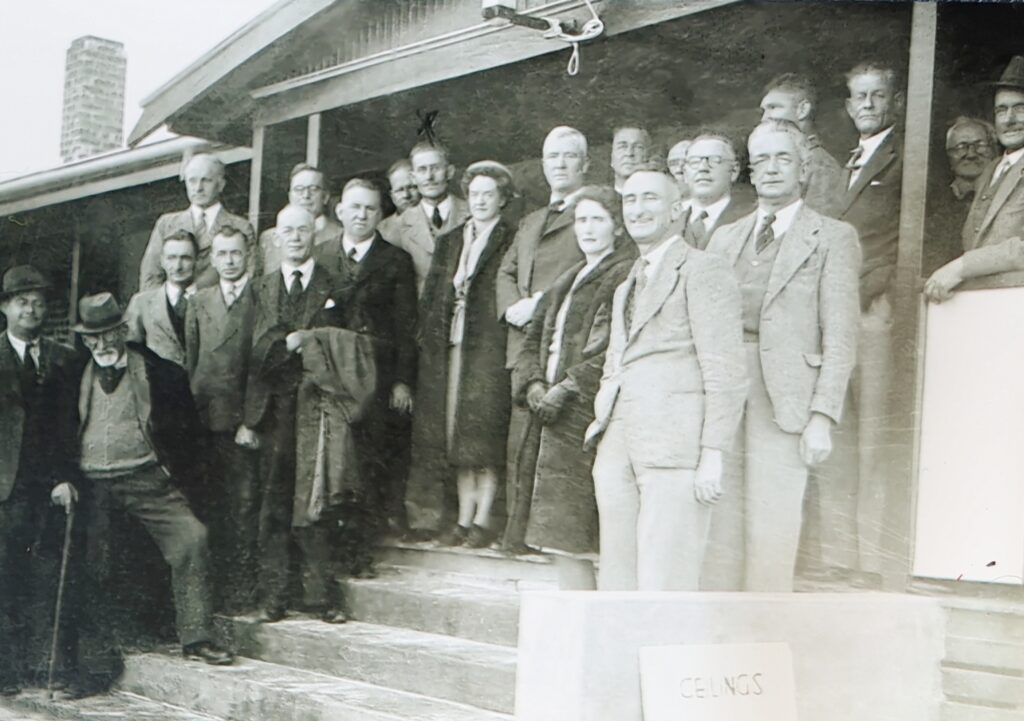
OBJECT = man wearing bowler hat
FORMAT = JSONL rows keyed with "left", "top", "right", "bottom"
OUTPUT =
{"left": 926, "top": 56, "right": 1024, "bottom": 301}
{"left": 70, "top": 292, "right": 233, "bottom": 680}
{"left": 0, "top": 265, "right": 80, "bottom": 696}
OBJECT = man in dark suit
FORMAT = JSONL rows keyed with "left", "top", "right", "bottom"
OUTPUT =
{"left": 496, "top": 126, "right": 590, "bottom": 552}
{"left": 259, "top": 163, "right": 344, "bottom": 275}
{"left": 331, "top": 179, "right": 418, "bottom": 551}
{"left": 681, "top": 132, "right": 755, "bottom": 250}
{"left": 138, "top": 153, "right": 256, "bottom": 291}
{"left": 0, "top": 266, "right": 80, "bottom": 696}
{"left": 72, "top": 292, "right": 232, "bottom": 684}
{"left": 835, "top": 60, "right": 904, "bottom": 581}
{"left": 185, "top": 226, "right": 259, "bottom": 611}
{"left": 125, "top": 230, "right": 197, "bottom": 367}
{"left": 244, "top": 204, "right": 348, "bottom": 624}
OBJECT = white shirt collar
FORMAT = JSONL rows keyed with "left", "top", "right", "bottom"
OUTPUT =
{"left": 1000, "top": 147, "right": 1024, "bottom": 168}
{"left": 420, "top": 196, "right": 453, "bottom": 222}
{"left": 639, "top": 235, "right": 682, "bottom": 280}
{"left": 342, "top": 234, "right": 375, "bottom": 262}
{"left": 856, "top": 126, "right": 895, "bottom": 165}
{"left": 220, "top": 274, "right": 248, "bottom": 300}
{"left": 758, "top": 199, "right": 803, "bottom": 239}
{"left": 6, "top": 331, "right": 37, "bottom": 362}
{"left": 549, "top": 186, "right": 585, "bottom": 211}
{"left": 691, "top": 194, "right": 731, "bottom": 230}
{"left": 191, "top": 202, "right": 222, "bottom": 227}
{"left": 281, "top": 257, "right": 316, "bottom": 291}
{"left": 165, "top": 282, "right": 185, "bottom": 306}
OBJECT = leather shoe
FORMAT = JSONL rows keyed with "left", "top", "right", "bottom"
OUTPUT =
{"left": 321, "top": 608, "right": 348, "bottom": 624}
{"left": 254, "top": 606, "right": 286, "bottom": 624}
{"left": 465, "top": 524, "right": 496, "bottom": 549}
{"left": 436, "top": 524, "right": 470, "bottom": 547}
{"left": 183, "top": 642, "right": 234, "bottom": 666}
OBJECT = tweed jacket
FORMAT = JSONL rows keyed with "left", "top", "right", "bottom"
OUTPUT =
{"left": 382, "top": 197, "right": 469, "bottom": 296}
{"left": 681, "top": 190, "right": 757, "bottom": 251}
{"left": 124, "top": 285, "right": 188, "bottom": 367}
{"left": 803, "top": 136, "right": 844, "bottom": 218}
{"left": 138, "top": 206, "right": 257, "bottom": 292}
{"left": 707, "top": 204, "right": 861, "bottom": 432}
{"left": 184, "top": 280, "right": 256, "bottom": 433}
{"left": 584, "top": 237, "right": 747, "bottom": 469}
{"left": 259, "top": 216, "right": 344, "bottom": 275}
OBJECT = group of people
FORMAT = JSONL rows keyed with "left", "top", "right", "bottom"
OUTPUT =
{"left": 5, "top": 53, "right": 1024, "bottom": 699}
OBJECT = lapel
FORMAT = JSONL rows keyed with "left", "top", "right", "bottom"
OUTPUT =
{"left": 442, "top": 197, "right": 470, "bottom": 234}
{"left": 721, "top": 212, "right": 758, "bottom": 267}
{"left": 516, "top": 208, "right": 549, "bottom": 292}
{"left": 345, "top": 234, "right": 386, "bottom": 287}
{"left": 764, "top": 206, "right": 822, "bottom": 307}
{"left": 127, "top": 350, "right": 153, "bottom": 432}
{"left": 205, "top": 285, "right": 243, "bottom": 354}
{"left": 77, "top": 362, "right": 94, "bottom": 435}
{"left": 150, "top": 287, "right": 180, "bottom": 344}
{"left": 469, "top": 219, "right": 509, "bottom": 282}
{"left": 542, "top": 206, "right": 574, "bottom": 239}
{"left": 402, "top": 205, "right": 436, "bottom": 256}
{"left": 977, "top": 154, "right": 1024, "bottom": 240}
{"left": 259, "top": 272, "right": 284, "bottom": 327}
{"left": 0, "top": 334, "right": 22, "bottom": 403}
{"left": 629, "top": 238, "right": 688, "bottom": 342}
{"left": 840, "top": 130, "right": 898, "bottom": 213}
{"left": 300, "top": 263, "right": 333, "bottom": 327}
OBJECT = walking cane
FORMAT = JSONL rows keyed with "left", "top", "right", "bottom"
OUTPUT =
{"left": 47, "top": 499, "right": 76, "bottom": 701}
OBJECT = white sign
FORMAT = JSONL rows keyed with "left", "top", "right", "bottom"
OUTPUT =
{"left": 639, "top": 642, "right": 798, "bottom": 721}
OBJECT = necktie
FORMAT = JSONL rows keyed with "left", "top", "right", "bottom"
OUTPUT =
{"left": 846, "top": 147, "right": 864, "bottom": 189}
{"left": 173, "top": 292, "right": 188, "bottom": 320}
{"left": 289, "top": 270, "right": 304, "bottom": 300}
{"left": 689, "top": 209, "right": 710, "bottom": 248}
{"left": 625, "top": 257, "right": 650, "bottom": 332}
{"left": 543, "top": 201, "right": 563, "bottom": 232}
{"left": 194, "top": 210, "right": 208, "bottom": 244}
{"left": 224, "top": 283, "right": 237, "bottom": 307}
{"left": 991, "top": 157, "right": 1013, "bottom": 187}
{"left": 97, "top": 364, "right": 126, "bottom": 395}
{"left": 348, "top": 246, "right": 359, "bottom": 262}
{"left": 21, "top": 342, "right": 38, "bottom": 385}
{"left": 755, "top": 214, "right": 776, "bottom": 253}
{"left": 431, "top": 205, "right": 443, "bottom": 230}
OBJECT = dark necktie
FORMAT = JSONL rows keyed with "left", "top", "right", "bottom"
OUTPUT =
{"left": 20, "top": 342, "right": 38, "bottom": 388}
{"left": 289, "top": 269, "right": 304, "bottom": 300}
{"left": 543, "top": 201, "right": 563, "bottom": 232}
{"left": 846, "top": 147, "right": 864, "bottom": 189}
{"left": 689, "top": 209, "right": 709, "bottom": 248}
{"left": 194, "top": 210, "right": 208, "bottom": 244}
{"left": 173, "top": 292, "right": 188, "bottom": 320}
{"left": 755, "top": 214, "right": 776, "bottom": 254}
{"left": 96, "top": 364, "right": 126, "bottom": 395}
{"left": 431, "top": 205, "right": 443, "bottom": 230}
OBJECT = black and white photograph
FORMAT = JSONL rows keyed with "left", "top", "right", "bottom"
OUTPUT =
{"left": 0, "top": 1, "right": 1022, "bottom": 719}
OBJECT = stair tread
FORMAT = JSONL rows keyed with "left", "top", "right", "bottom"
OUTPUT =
{"left": 345, "top": 568, "right": 524, "bottom": 605}
{"left": 5, "top": 689, "right": 224, "bottom": 721}
{"left": 381, "top": 540, "right": 554, "bottom": 566}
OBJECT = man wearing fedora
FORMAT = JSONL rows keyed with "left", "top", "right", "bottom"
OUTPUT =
{"left": 71, "top": 292, "right": 233, "bottom": 678}
{"left": 926, "top": 56, "right": 1024, "bottom": 301}
{"left": 0, "top": 265, "right": 80, "bottom": 696}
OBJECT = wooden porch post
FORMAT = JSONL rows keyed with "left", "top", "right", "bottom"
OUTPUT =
{"left": 306, "top": 113, "right": 322, "bottom": 167}
{"left": 883, "top": 1, "right": 938, "bottom": 591}
{"left": 248, "top": 123, "right": 266, "bottom": 234}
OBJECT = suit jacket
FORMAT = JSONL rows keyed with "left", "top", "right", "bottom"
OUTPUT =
{"left": 76, "top": 343, "right": 202, "bottom": 484}
{"left": 138, "top": 206, "right": 257, "bottom": 292}
{"left": 707, "top": 205, "right": 861, "bottom": 432}
{"left": 326, "top": 233, "right": 418, "bottom": 391}
{"left": 837, "top": 128, "right": 903, "bottom": 307}
{"left": 496, "top": 203, "right": 585, "bottom": 367}
{"left": 185, "top": 281, "right": 256, "bottom": 433}
{"left": 243, "top": 263, "right": 338, "bottom": 430}
{"left": 0, "top": 335, "right": 81, "bottom": 502}
{"left": 585, "top": 238, "right": 747, "bottom": 469}
{"left": 382, "top": 198, "right": 470, "bottom": 296}
{"left": 803, "top": 136, "right": 844, "bottom": 218}
{"left": 124, "top": 286, "right": 187, "bottom": 367}
{"left": 681, "top": 191, "right": 756, "bottom": 250}
{"left": 259, "top": 216, "right": 344, "bottom": 275}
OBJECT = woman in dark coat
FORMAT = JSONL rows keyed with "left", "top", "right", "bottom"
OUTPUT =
{"left": 409, "top": 161, "right": 516, "bottom": 548}
{"left": 511, "top": 185, "right": 635, "bottom": 587}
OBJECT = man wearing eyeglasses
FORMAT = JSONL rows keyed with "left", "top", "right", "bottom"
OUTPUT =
{"left": 680, "top": 132, "right": 755, "bottom": 250}
{"left": 611, "top": 126, "right": 651, "bottom": 195}
{"left": 260, "top": 163, "right": 344, "bottom": 275}
{"left": 705, "top": 120, "right": 860, "bottom": 592}
{"left": 666, "top": 139, "right": 693, "bottom": 199}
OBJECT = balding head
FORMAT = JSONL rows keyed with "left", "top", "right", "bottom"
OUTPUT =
{"left": 184, "top": 153, "right": 227, "bottom": 209}
{"left": 276, "top": 204, "right": 316, "bottom": 264}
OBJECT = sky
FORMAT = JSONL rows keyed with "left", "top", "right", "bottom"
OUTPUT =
{"left": 0, "top": 0, "right": 280, "bottom": 181}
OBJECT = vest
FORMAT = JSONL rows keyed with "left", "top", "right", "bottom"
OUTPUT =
{"left": 79, "top": 373, "right": 158, "bottom": 479}
{"left": 736, "top": 227, "right": 783, "bottom": 337}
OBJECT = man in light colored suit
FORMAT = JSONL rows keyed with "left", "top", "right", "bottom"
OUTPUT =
{"left": 138, "top": 153, "right": 256, "bottom": 291}
{"left": 585, "top": 168, "right": 747, "bottom": 591}
{"left": 382, "top": 142, "right": 469, "bottom": 295}
{"left": 259, "top": 163, "right": 344, "bottom": 275}
{"left": 926, "top": 56, "right": 1024, "bottom": 301}
{"left": 681, "top": 132, "right": 756, "bottom": 250}
{"left": 125, "top": 230, "right": 197, "bottom": 367}
{"left": 378, "top": 158, "right": 422, "bottom": 242}
{"left": 706, "top": 120, "right": 861, "bottom": 592}
{"left": 184, "top": 226, "right": 259, "bottom": 612}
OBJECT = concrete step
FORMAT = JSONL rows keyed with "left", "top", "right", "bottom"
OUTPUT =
{"left": 941, "top": 699, "right": 1024, "bottom": 721}
{"left": 376, "top": 541, "right": 559, "bottom": 588}
{"left": 341, "top": 569, "right": 521, "bottom": 647}
{"left": 117, "top": 650, "right": 512, "bottom": 721}
{"left": 946, "top": 635, "right": 1024, "bottom": 674}
{"left": 943, "top": 666, "right": 1024, "bottom": 708}
{"left": 215, "top": 616, "right": 517, "bottom": 713}
{"left": 946, "top": 605, "right": 1024, "bottom": 644}
{"left": 3, "top": 689, "right": 224, "bottom": 721}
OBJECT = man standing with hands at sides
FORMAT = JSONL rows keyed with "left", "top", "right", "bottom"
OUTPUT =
{"left": 585, "top": 167, "right": 747, "bottom": 591}
{"left": 706, "top": 120, "right": 860, "bottom": 592}
{"left": 681, "top": 132, "right": 754, "bottom": 250}
{"left": 260, "top": 164, "right": 343, "bottom": 274}
{"left": 0, "top": 266, "right": 80, "bottom": 697}
{"left": 125, "top": 230, "right": 197, "bottom": 368}
{"left": 139, "top": 153, "right": 256, "bottom": 291}
{"left": 378, "top": 159, "right": 422, "bottom": 240}
{"left": 497, "top": 126, "right": 590, "bottom": 553}
{"left": 760, "top": 73, "right": 843, "bottom": 217}
{"left": 185, "top": 227, "right": 260, "bottom": 612}
{"left": 610, "top": 126, "right": 651, "bottom": 195}
{"left": 387, "top": 143, "right": 469, "bottom": 296}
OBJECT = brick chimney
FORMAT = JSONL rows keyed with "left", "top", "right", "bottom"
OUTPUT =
{"left": 60, "top": 36, "right": 127, "bottom": 164}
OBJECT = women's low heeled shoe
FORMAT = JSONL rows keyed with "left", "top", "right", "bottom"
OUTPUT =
{"left": 465, "top": 524, "right": 496, "bottom": 549}
{"left": 436, "top": 524, "right": 470, "bottom": 546}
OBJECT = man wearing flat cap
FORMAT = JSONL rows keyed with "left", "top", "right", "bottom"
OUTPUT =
{"left": 70, "top": 292, "right": 233, "bottom": 682}
{"left": 0, "top": 266, "right": 80, "bottom": 696}
{"left": 926, "top": 56, "right": 1024, "bottom": 301}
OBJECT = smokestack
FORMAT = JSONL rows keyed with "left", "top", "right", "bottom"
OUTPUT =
{"left": 60, "top": 36, "right": 127, "bottom": 164}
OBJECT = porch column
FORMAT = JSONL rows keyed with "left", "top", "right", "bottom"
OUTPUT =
{"left": 248, "top": 123, "right": 266, "bottom": 234}
{"left": 306, "top": 113, "right": 322, "bottom": 166}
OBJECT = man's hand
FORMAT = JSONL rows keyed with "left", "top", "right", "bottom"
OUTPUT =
{"left": 390, "top": 383, "right": 414, "bottom": 414}
{"left": 799, "top": 412, "right": 834, "bottom": 466}
{"left": 537, "top": 384, "right": 572, "bottom": 424}
{"left": 924, "top": 258, "right": 964, "bottom": 304}
{"left": 694, "top": 448, "right": 724, "bottom": 506}
{"left": 235, "top": 425, "right": 261, "bottom": 450}
{"left": 285, "top": 331, "right": 306, "bottom": 353}
{"left": 51, "top": 482, "right": 78, "bottom": 512}
{"left": 505, "top": 294, "right": 542, "bottom": 328}
{"left": 185, "top": 283, "right": 198, "bottom": 298}
{"left": 525, "top": 381, "right": 548, "bottom": 413}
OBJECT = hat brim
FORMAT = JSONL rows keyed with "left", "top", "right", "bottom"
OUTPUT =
{"left": 989, "top": 80, "right": 1024, "bottom": 90}
{"left": 72, "top": 318, "right": 126, "bottom": 335}
{"left": 0, "top": 282, "right": 51, "bottom": 300}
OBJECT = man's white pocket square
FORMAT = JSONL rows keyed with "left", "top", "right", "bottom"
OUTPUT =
{"left": 324, "top": 298, "right": 336, "bottom": 309}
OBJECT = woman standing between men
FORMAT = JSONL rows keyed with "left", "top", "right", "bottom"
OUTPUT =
{"left": 512, "top": 186, "right": 635, "bottom": 588}
{"left": 410, "top": 161, "right": 516, "bottom": 548}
